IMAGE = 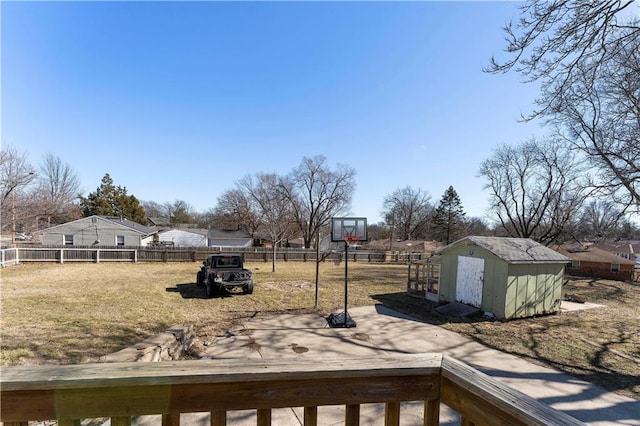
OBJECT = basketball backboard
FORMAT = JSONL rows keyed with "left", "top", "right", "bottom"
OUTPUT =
{"left": 331, "top": 217, "right": 367, "bottom": 242}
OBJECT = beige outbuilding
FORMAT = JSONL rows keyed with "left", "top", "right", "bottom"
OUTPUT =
{"left": 435, "top": 236, "right": 570, "bottom": 319}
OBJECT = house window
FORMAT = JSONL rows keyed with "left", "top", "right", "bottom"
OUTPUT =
{"left": 116, "top": 235, "right": 125, "bottom": 246}
{"left": 570, "top": 260, "right": 580, "bottom": 269}
{"left": 64, "top": 234, "right": 74, "bottom": 246}
{"left": 611, "top": 263, "right": 620, "bottom": 273}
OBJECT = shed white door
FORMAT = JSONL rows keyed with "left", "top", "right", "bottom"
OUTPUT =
{"left": 455, "top": 256, "right": 484, "bottom": 307}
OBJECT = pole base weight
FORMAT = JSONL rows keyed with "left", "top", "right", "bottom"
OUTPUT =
{"left": 327, "top": 312, "right": 357, "bottom": 328}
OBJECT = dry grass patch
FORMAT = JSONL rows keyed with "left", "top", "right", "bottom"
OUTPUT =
{"left": 2, "top": 262, "right": 637, "bottom": 401}
{"left": 0, "top": 261, "right": 406, "bottom": 365}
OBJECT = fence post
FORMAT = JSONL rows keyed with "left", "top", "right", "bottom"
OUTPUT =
{"left": 96, "top": 249, "right": 100, "bottom": 264}
{"left": 16, "top": 247, "right": 20, "bottom": 265}
{"left": 60, "top": 249, "right": 64, "bottom": 264}
{"left": 134, "top": 249, "right": 138, "bottom": 263}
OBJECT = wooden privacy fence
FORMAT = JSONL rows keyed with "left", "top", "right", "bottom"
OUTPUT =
{"left": 0, "top": 247, "right": 430, "bottom": 267}
{"left": 0, "top": 354, "right": 583, "bottom": 426}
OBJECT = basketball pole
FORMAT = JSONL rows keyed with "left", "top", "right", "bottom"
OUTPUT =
{"left": 344, "top": 239, "right": 349, "bottom": 327}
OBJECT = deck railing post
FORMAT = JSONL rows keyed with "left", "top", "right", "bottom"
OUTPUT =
{"left": 210, "top": 410, "right": 226, "bottom": 426}
{"left": 304, "top": 406, "right": 317, "bottom": 426}
{"left": 424, "top": 399, "right": 440, "bottom": 426}
{"left": 384, "top": 402, "right": 400, "bottom": 426}
{"left": 162, "top": 413, "right": 180, "bottom": 426}
{"left": 111, "top": 417, "right": 131, "bottom": 426}
{"left": 345, "top": 404, "right": 360, "bottom": 426}
{"left": 256, "top": 409, "right": 271, "bottom": 426}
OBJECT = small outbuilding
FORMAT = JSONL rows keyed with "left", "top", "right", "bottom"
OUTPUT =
{"left": 435, "top": 236, "right": 570, "bottom": 319}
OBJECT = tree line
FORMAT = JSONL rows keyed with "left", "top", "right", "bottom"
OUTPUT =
{"left": 3, "top": 1, "right": 639, "bottom": 246}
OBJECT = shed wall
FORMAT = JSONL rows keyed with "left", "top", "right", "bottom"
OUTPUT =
{"left": 439, "top": 241, "right": 565, "bottom": 319}
{"left": 439, "top": 243, "right": 509, "bottom": 317}
{"left": 504, "top": 263, "right": 564, "bottom": 319}
{"left": 42, "top": 218, "right": 144, "bottom": 246}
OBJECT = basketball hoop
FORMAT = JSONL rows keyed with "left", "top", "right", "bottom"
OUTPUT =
{"left": 344, "top": 235, "right": 361, "bottom": 247}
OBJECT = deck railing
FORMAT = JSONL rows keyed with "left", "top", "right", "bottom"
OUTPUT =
{"left": 0, "top": 354, "right": 583, "bottom": 426}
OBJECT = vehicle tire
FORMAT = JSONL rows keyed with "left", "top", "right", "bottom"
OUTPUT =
{"left": 207, "top": 274, "right": 217, "bottom": 298}
{"left": 243, "top": 281, "right": 254, "bottom": 295}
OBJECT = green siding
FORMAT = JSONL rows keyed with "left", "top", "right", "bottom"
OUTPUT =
{"left": 439, "top": 240, "right": 565, "bottom": 320}
{"left": 504, "top": 263, "right": 563, "bottom": 319}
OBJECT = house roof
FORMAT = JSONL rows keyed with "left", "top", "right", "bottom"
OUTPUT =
{"left": 209, "top": 238, "right": 253, "bottom": 247}
{"left": 558, "top": 245, "right": 636, "bottom": 265}
{"left": 208, "top": 229, "right": 252, "bottom": 239}
{"left": 159, "top": 228, "right": 209, "bottom": 236}
{"left": 594, "top": 241, "right": 640, "bottom": 256}
{"left": 436, "top": 236, "right": 570, "bottom": 264}
{"left": 41, "top": 215, "right": 155, "bottom": 236}
{"left": 101, "top": 216, "right": 155, "bottom": 235}
{"left": 147, "top": 217, "right": 171, "bottom": 227}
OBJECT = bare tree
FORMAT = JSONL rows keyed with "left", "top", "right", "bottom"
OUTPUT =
{"left": 214, "top": 188, "right": 260, "bottom": 235}
{"left": 381, "top": 186, "right": 432, "bottom": 241}
{"left": 141, "top": 201, "right": 166, "bottom": 220}
{"left": 281, "top": 156, "right": 356, "bottom": 248}
{"left": 32, "top": 153, "right": 82, "bottom": 227}
{"left": 1, "top": 145, "right": 37, "bottom": 240}
{"left": 488, "top": 0, "right": 640, "bottom": 212}
{"left": 163, "top": 200, "right": 194, "bottom": 225}
{"left": 488, "top": 0, "right": 639, "bottom": 118}
{"left": 579, "top": 200, "right": 625, "bottom": 241}
{"left": 237, "top": 173, "right": 296, "bottom": 272}
{"left": 479, "top": 137, "right": 588, "bottom": 245}
{"left": 463, "top": 217, "right": 492, "bottom": 237}
{"left": 554, "top": 34, "right": 640, "bottom": 211}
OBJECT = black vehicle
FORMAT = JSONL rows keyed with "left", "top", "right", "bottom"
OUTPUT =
{"left": 196, "top": 254, "right": 254, "bottom": 297}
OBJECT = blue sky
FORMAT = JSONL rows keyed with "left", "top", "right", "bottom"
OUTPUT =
{"left": 3, "top": 1, "right": 544, "bottom": 224}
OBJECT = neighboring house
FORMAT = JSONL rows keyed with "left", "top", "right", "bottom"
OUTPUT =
{"left": 208, "top": 229, "right": 253, "bottom": 249}
{"left": 157, "top": 229, "right": 208, "bottom": 247}
{"left": 40, "top": 216, "right": 156, "bottom": 246}
{"left": 558, "top": 245, "right": 636, "bottom": 282}
{"left": 435, "top": 236, "right": 569, "bottom": 320}
{"left": 594, "top": 241, "right": 640, "bottom": 264}
{"left": 147, "top": 217, "right": 172, "bottom": 228}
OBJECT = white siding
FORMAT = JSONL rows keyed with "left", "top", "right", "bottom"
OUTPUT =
{"left": 158, "top": 230, "right": 207, "bottom": 247}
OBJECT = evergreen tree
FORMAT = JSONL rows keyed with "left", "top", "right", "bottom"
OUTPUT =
{"left": 79, "top": 173, "right": 147, "bottom": 224}
{"left": 431, "top": 186, "right": 466, "bottom": 245}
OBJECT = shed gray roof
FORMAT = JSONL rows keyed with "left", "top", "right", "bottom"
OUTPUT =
{"left": 436, "top": 236, "right": 570, "bottom": 264}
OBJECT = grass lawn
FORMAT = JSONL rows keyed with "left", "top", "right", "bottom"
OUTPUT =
{"left": 1, "top": 261, "right": 638, "bottom": 400}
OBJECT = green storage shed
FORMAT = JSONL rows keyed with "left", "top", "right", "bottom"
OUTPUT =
{"left": 435, "top": 236, "right": 570, "bottom": 319}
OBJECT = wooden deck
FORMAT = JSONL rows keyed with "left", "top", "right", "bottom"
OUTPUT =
{"left": 0, "top": 354, "right": 584, "bottom": 425}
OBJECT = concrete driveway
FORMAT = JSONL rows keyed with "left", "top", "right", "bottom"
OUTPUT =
{"left": 133, "top": 305, "right": 639, "bottom": 426}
